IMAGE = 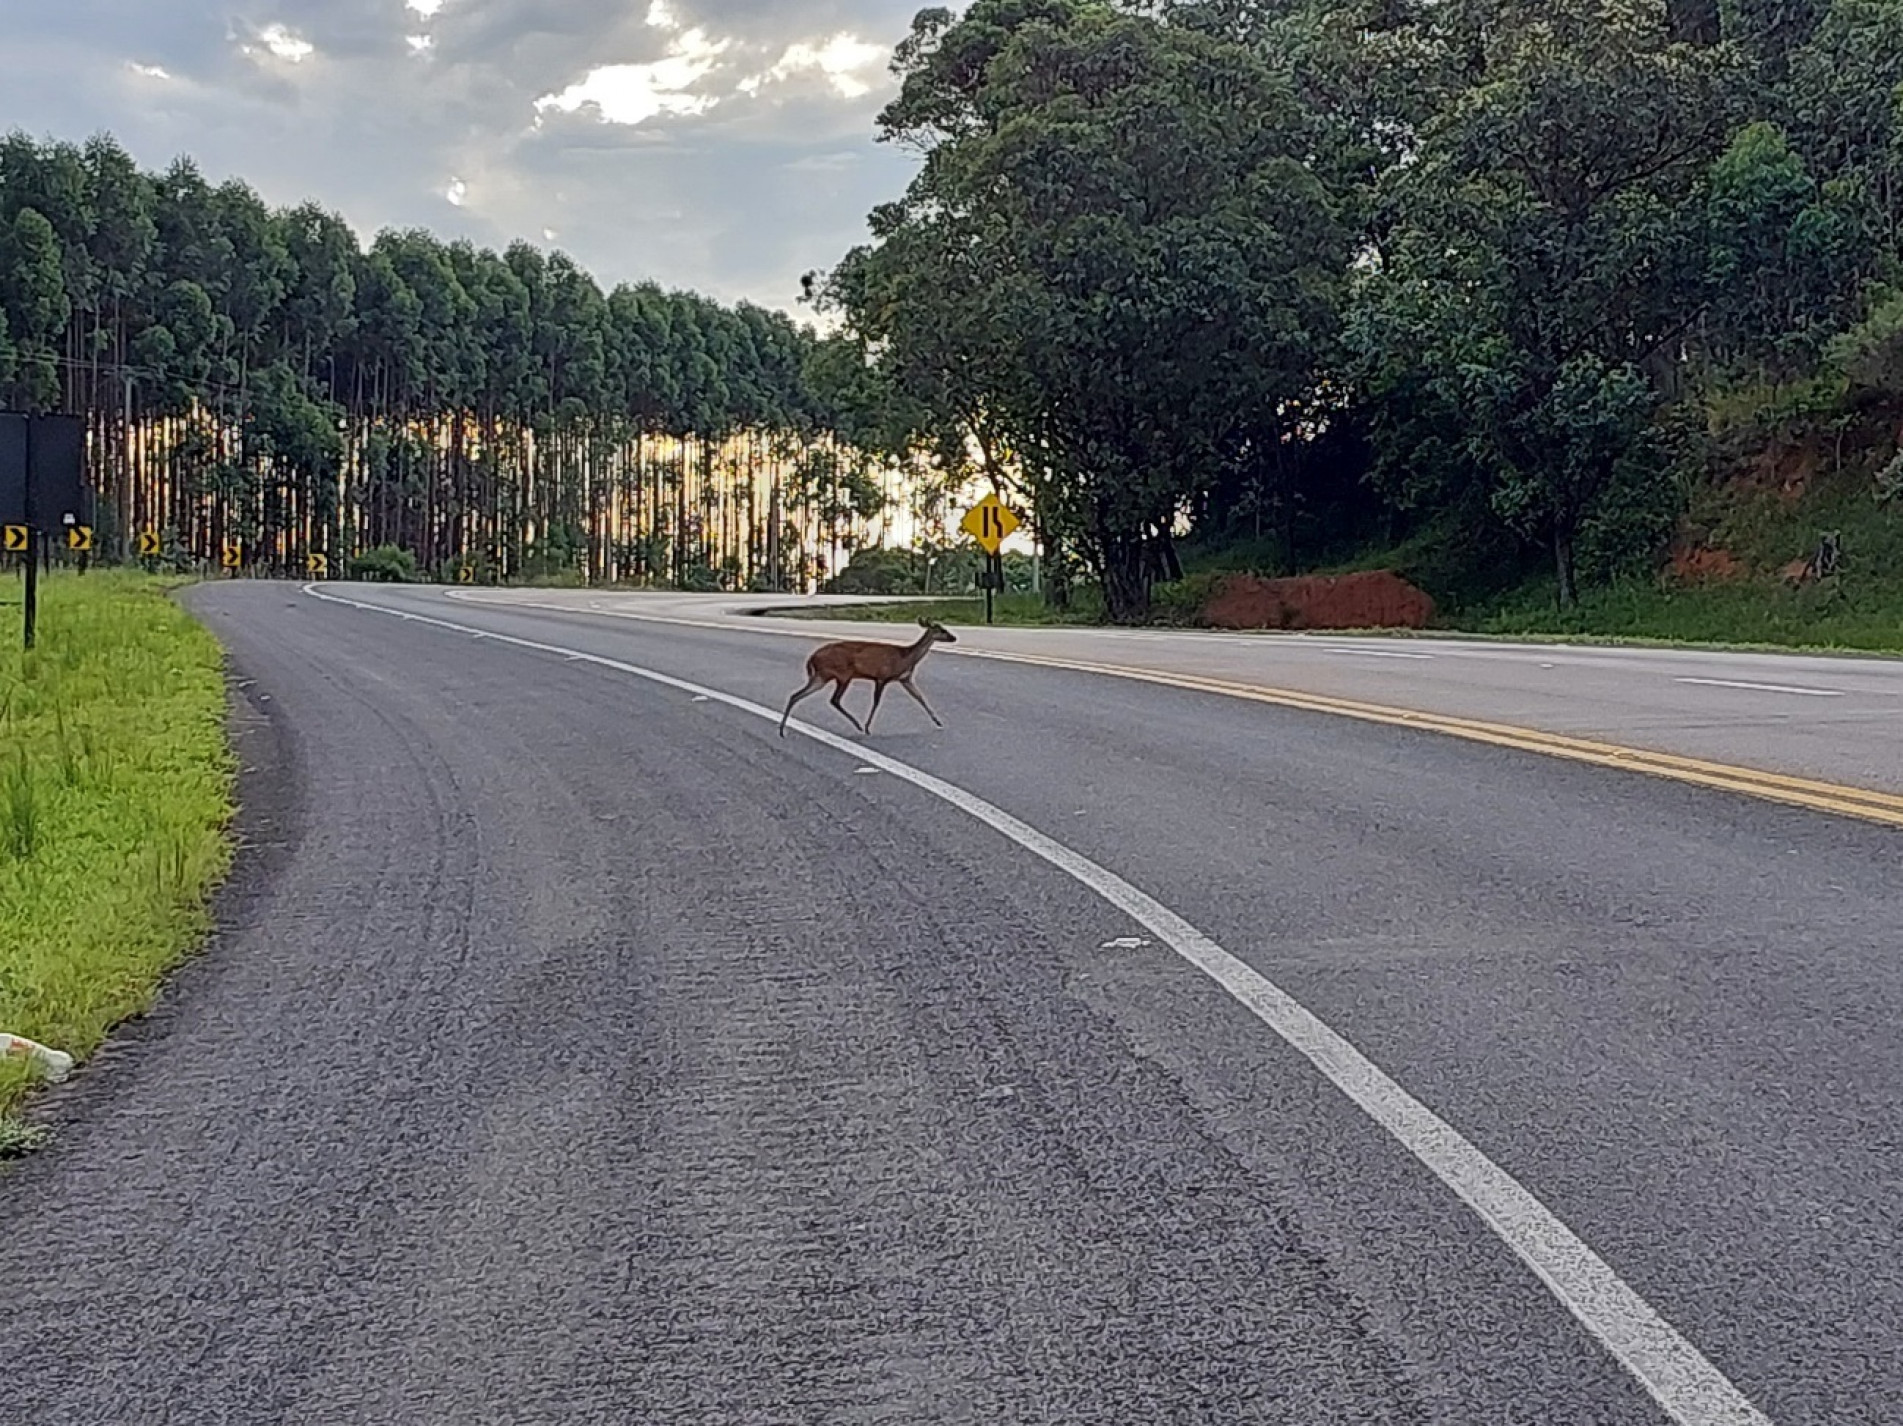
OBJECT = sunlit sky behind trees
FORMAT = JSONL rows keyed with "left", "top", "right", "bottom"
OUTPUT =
{"left": 0, "top": 0, "right": 925, "bottom": 313}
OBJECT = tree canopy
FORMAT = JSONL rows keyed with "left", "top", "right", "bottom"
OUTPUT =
{"left": 813, "top": 0, "right": 1903, "bottom": 617}
{"left": 0, "top": 132, "right": 892, "bottom": 588}
{"left": 10, "top": 0, "right": 1900, "bottom": 613}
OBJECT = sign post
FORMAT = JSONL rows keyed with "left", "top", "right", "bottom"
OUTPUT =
{"left": 22, "top": 526, "right": 37, "bottom": 650}
{"left": 64, "top": 514, "right": 91, "bottom": 575}
{"left": 958, "top": 492, "right": 1020, "bottom": 626}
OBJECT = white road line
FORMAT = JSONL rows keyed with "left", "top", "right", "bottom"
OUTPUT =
{"left": 1323, "top": 648, "right": 1434, "bottom": 660}
{"left": 1676, "top": 677, "right": 1843, "bottom": 698}
{"left": 303, "top": 582, "right": 1772, "bottom": 1426}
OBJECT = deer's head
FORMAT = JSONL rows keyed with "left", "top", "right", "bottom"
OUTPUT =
{"left": 918, "top": 618, "right": 957, "bottom": 645}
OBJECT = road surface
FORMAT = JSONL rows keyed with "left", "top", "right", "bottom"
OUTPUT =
{"left": 456, "top": 588, "right": 1903, "bottom": 798}
{"left": 4, "top": 581, "right": 1901, "bottom": 1426}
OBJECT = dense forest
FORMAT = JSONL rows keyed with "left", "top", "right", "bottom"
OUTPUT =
{"left": 0, "top": 133, "right": 931, "bottom": 589}
{"left": 812, "top": 0, "right": 1903, "bottom": 622}
{"left": 6, "top": 0, "right": 1902, "bottom": 623}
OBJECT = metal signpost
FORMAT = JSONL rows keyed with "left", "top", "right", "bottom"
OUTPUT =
{"left": 958, "top": 492, "right": 1021, "bottom": 625}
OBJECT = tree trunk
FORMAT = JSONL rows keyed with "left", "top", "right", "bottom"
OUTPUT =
{"left": 1157, "top": 526, "right": 1184, "bottom": 583}
{"left": 1098, "top": 528, "right": 1150, "bottom": 624}
{"left": 1553, "top": 524, "right": 1579, "bottom": 610}
{"left": 1047, "top": 549, "right": 1071, "bottom": 609}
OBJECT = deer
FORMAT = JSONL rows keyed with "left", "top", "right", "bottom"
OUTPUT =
{"left": 778, "top": 619, "right": 957, "bottom": 737}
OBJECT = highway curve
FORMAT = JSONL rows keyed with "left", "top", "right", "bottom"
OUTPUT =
{"left": 4, "top": 581, "right": 1901, "bottom": 1426}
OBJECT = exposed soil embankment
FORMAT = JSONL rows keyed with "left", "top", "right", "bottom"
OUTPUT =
{"left": 1201, "top": 571, "right": 1435, "bottom": 630}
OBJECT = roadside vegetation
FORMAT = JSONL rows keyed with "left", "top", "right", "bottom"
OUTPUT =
{"left": 774, "top": 592, "right": 1106, "bottom": 628}
{"left": 803, "top": 0, "right": 1903, "bottom": 644}
{"left": 0, "top": 572, "right": 232, "bottom": 1151}
{"left": 7, "top": 1, "right": 1902, "bottom": 651}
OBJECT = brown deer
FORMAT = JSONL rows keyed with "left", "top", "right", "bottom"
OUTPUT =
{"left": 778, "top": 619, "right": 957, "bottom": 737}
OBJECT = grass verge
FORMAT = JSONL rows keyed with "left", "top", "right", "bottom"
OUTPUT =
{"left": 787, "top": 573, "right": 1903, "bottom": 657}
{"left": 0, "top": 570, "right": 233, "bottom": 1150}
{"left": 768, "top": 592, "right": 1105, "bottom": 627}
{"left": 1465, "top": 577, "right": 1903, "bottom": 654}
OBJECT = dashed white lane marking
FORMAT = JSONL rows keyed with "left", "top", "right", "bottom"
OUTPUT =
{"left": 1323, "top": 648, "right": 1434, "bottom": 660}
{"left": 305, "top": 582, "right": 1773, "bottom": 1426}
{"left": 1676, "top": 677, "right": 1843, "bottom": 698}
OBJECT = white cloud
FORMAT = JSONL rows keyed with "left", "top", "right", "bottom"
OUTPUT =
{"left": 4, "top": 0, "right": 927, "bottom": 316}
{"left": 258, "top": 23, "right": 314, "bottom": 63}
{"left": 534, "top": 29, "right": 728, "bottom": 127}
{"left": 741, "top": 33, "right": 885, "bottom": 99}
{"left": 543, "top": 226, "right": 558, "bottom": 241}
{"left": 445, "top": 177, "right": 467, "bottom": 205}
{"left": 407, "top": 34, "right": 433, "bottom": 53}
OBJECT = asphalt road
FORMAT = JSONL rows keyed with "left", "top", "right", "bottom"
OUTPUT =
{"left": 5, "top": 581, "right": 1902, "bottom": 1425}
{"left": 459, "top": 588, "right": 1903, "bottom": 796}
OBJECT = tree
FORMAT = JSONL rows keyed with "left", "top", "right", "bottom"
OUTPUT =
{"left": 1348, "top": 0, "right": 1742, "bottom": 606}
{"left": 0, "top": 208, "right": 69, "bottom": 410}
{"left": 0, "top": 127, "right": 885, "bottom": 586}
{"left": 1703, "top": 121, "right": 1868, "bottom": 379}
{"left": 831, "top": 0, "right": 1349, "bottom": 620}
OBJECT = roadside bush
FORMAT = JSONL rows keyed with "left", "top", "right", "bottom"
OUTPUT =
{"left": 348, "top": 544, "right": 419, "bottom": 583}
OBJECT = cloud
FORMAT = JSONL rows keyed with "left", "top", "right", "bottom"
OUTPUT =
{"left": 0, "top": 0, "right": 926, "bottom": 312}
{"left": 533, "top": 26, "right": 730, "bottom": 127}
{"left": 250, "top": 23, "right": 316, "bottom": 64}
{"left": 740, "top": 34, "right": 887, "bottom": 99}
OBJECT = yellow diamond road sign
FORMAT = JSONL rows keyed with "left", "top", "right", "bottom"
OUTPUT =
{"left": 65, "top": 525, "right": 92, "bottom": 552}
{"left": 2, "top": 525, "right": 25, "bottom": 553}
{"left": 959, "top": 493, "right": 1020, "bottom": 555}
{"left": 136, "top": 529, "right": 161, "bottom": 557}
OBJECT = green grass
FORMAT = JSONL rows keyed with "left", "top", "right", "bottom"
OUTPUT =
{"left": 1466, "top": 576, "right": 1903, "bottom": 654}
{"left": 768, "top": 591, "right": 1105, "bottom": 627}
{"left": 0, "top": 570, "right": 234, "bottom": 1149}
{"left": 783, "top": 570, "right": 1903, "bottom": 655}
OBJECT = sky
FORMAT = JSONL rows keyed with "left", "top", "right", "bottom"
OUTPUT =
{"left": 0, "top": 0, "right": 931, "bottom": 316}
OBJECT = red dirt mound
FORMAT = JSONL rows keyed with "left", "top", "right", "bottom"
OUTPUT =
{"left": 1201, "top": 570, "right": 1435, "bottom": 631}
{"left": 1667, "top": 543, "right": 1746, "bottom": 584}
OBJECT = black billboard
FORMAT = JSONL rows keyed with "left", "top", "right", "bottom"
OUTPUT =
{"left": 0, "top": 411, "right": 86, "bottom": 528}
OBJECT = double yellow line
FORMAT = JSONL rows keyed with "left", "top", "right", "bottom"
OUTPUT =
{"left": 962, "top": 646, "right": 1903, "bottom": 830}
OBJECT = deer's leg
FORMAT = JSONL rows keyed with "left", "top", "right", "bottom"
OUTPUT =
{"left": 898, "top": 675, "right": 944, "bottom": 728}
{"left": 865, "top": 679, "right": 888, "bottom": 732}
{"left": 828, "top": 678, "right": 866, "bottom": 734}
{"left": 779, "top": 672, "right": 825, "bottom": 737}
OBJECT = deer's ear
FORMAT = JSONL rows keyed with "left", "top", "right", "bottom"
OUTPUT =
{"left": 918, "top": 617, "right": 931, "bottom": 628}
